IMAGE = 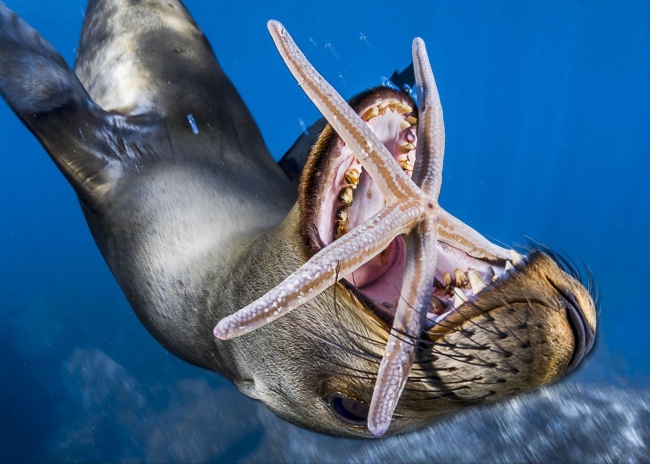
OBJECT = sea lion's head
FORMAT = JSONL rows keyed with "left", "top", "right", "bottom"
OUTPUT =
{"left": 213, "top": 23, "right": 597, "bottom": 438}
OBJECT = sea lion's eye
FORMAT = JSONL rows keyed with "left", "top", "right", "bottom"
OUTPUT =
{"left": 329, "top": 394, "right": 369, "bottom": 425}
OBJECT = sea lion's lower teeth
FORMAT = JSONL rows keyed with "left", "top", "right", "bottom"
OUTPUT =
{"left": 363, "top": 101, "right": 416, "bottom": 122}
{"left": 510, "top": 249, "right": 524, "bottom": 265}
{"left": 430, "top": 295, "right": 447, "bottom": 315}
{"left": 364, "top": 106, "right": 380, "bottom": 120}
{"left": 453, "top": 287, "right": 466, "bottom": 308}
{"left": 467, "top": 269, "right": 487, "bottom": 293}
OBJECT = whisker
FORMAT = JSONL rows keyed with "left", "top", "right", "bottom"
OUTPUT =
{"left": 299, "top": 324, "right": 383, "bottom": 363}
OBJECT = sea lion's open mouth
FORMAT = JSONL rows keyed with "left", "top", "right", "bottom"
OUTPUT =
{"left": 300, "top": 87, "right": 513, "bottom": 330}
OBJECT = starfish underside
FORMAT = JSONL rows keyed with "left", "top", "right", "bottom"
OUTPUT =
{"left": 214, "top": 21, "right": 513, "bottom": 436}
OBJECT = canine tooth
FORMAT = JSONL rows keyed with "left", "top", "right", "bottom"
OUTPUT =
{"left": 399, "top": 142, "right": 416, "bottom": 154}
{"left": 510, "top": 250, "right": 523, "bottom": 266}
{"left": 443, "top": 272, "right": 452, "bottom": 289}
{"left": 364, "top": 106, "right": 380, "bottom": 120}
{"left": 455, "top": 269, "right": 468, "bottom": 287}
{"left": 406, "top": 116, "right": 418, "bottom": 125}
{"left": 467, "top": 269, "right": 487, "bottom": 293}
{"left": 505, "top": 260, "right": 515, "bottom": 272}
{"left": 398, "top": 103, "right": 413, "bottom": 114}
{"left": 400, "top": 120, "right": 411, "bottom": 130}
{"left": 339, "top": 187, "right": 354, "bottom": 205}
{"left": 453, "top": 287, "right": 466, "bottom": 308}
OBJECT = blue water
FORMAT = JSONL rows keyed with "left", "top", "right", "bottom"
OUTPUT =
{"left": 1, "top": 0, "right": 649, "bottom": 461}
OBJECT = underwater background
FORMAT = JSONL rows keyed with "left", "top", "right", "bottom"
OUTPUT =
{"left": 1, "top": 0, "right": 649, "bottom": 462}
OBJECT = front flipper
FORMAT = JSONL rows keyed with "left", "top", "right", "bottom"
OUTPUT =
{"left": 75, "top": 0, "right": 274, "bottom": 169}
{"left": 0, "top": 3, "right": 159, "bottom": 206}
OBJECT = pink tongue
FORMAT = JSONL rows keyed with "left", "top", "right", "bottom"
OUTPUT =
{"left": 345, "top": 236, "right": 405, "bottom": 311}
{"left": 343, "top": 158, "right": 404, "bottom": 300}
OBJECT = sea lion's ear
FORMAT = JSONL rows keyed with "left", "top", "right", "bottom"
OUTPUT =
{"left": 0, "top": 4, "right": 159, "bottom": 208}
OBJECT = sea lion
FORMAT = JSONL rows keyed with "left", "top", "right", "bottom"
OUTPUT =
{"left": 0, "top": 1, "right": 596, "bottom": 437}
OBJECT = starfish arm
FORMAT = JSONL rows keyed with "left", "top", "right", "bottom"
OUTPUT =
{"left": 411, "top": 38, "right": 445, "bottom": 201}
{"left": 367, "top": 217, "right": 438, "bottom": 436}
{"left": 267, "top": 20, "right": 419, "bottom": 203}
{"left": 438, "top": 208, "right": 511, "bottom": 260}
{"left": 214, "top": 202, "right": 424, "bottom": 339}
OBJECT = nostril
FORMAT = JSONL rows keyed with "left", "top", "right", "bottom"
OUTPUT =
{"left": 549, "top": 281, "right": 596, "bottom": 373}
{"left": 545, "top": 279, "right": 595, "bottom": 373}
{"left": 562, "top": 289, "right": 596, "bottom": 373}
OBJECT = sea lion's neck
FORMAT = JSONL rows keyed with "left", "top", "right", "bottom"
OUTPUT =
{"left": 205, "top": 204, "right": 306, "bottom": 378}
{"left": 82, "top": 160, "right": 298, "bottom": 370}
{"left": 213, "top": 204, "right": 306, "bottom": 315}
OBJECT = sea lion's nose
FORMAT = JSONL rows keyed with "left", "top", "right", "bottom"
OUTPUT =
{"left": 563, "top": 290, "right": 596, "bottom": 373}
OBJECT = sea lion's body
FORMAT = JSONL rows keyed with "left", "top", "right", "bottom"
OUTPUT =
{"left": 0, "top": 0, "right": 596, "bottom": 437}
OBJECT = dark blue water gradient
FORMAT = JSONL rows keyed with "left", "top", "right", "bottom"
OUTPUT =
{"left": 1, "top": 0, "right": 649, "bottom": 461}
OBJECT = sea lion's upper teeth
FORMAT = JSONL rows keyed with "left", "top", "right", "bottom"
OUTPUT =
{"left": 467, "top": 269, "right": 487, "bottom": 293}
{"left": 443, "top": 272, "right": 452, "bottom": 289}
{"left": 455, "top": 269, "right": 469, "bottom": 288}
{"left": 406, "top": 116, "right": 418, "bottom": 125}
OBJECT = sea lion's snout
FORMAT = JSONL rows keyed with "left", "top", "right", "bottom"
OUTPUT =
{"left": 419, "top": 250, "right": 598, "bottom": 406}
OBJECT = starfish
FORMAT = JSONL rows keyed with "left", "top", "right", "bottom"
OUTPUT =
{"left": 214, "top": 20, "right": 513, "bottom": 436}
